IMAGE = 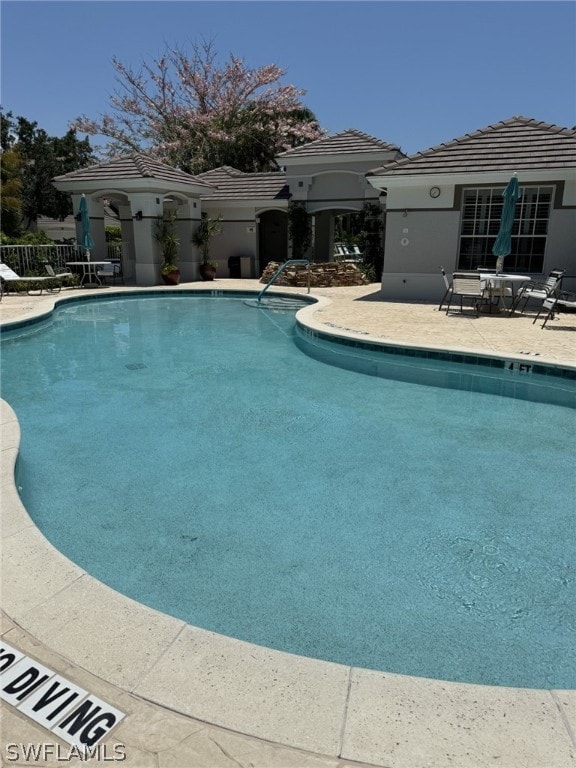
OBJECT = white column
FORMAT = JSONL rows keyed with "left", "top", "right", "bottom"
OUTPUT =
{"left": 117, "top": 204, "right": 136, "bottom": 281}
{"left": 91, "top": 198, "right": 107, "bottom": 260}
{"left": 175, "top": 198, "right": 202, "bottom": 282}
{"left": 71, "top": 194, "right": 83, "bottom": 246}
{"left": 128, "top": 193, "right": 164, "bottom": 285}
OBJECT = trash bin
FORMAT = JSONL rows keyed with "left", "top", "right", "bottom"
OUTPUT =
{"left": 228, "top": 255, "right": 241, "bottom": 278}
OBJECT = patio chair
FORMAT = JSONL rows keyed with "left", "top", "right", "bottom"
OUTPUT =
{"left": 44, "top": 262, "right": 74, "bottom": 281}
{"left": 0, "top": 263, "right": 65, "bottom": 295}
{"left": 510, "top": 269, "right": 565, "bottom": 316}
{"left": 96, "top": 261, "right": 124, "bottom": 285}
{"left": 533, "top": 290, "right": 576, "bottom": 329}
{"left": 445, "top": 271, "right": 488, "bottom": 316}
{"left": 438, "top": 265, "right": 453, "bottom": 311}
{"left": 44, "top": 261, "right": 72, "bottom": 275}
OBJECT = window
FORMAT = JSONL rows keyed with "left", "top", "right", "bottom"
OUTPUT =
{"left": 458, "top": 186, "right": 553, "bottom": 273}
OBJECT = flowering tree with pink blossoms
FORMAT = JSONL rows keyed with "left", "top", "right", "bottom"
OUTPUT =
{"left": 72, "top": 40, "right": 324, "bottom": 175}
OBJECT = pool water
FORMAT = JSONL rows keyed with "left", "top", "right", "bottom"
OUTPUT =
{"left": 1, "top": 295, "right": 574, "bottom": 688}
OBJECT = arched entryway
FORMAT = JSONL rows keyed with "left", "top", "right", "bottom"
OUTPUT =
{"left": 310, "top": 203, "right": 385, "bottom": 280}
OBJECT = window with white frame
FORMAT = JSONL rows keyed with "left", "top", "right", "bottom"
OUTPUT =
{"left": 458, "top": 186, "right": 553, "bottom": 273}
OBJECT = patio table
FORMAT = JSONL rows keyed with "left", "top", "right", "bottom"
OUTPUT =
{"left": 479, "top": 273, "right": 531, "bottom": 313}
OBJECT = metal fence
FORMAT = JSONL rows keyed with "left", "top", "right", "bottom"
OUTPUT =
{"left": 0, "top": 243, "right": 128, "bottom": 275}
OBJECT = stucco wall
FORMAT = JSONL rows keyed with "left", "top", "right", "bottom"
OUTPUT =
{"left": 306, "top": 171, "right": 375, "bottom": 211}
{"left": 384, "top": 210, "right": 462, "bottom": 274}
{"left": 545, "top": 207, "right": 576, "bottom": 290}
{"left": 379, "top": 177, "right": 576, "bottom": 300}
{"left": 202, "top": 204, "right": 258, "bottom": 278}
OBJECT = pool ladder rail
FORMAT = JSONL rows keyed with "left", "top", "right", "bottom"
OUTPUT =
{"left": 257, "top": 259, "right": 310, "bottom": 304}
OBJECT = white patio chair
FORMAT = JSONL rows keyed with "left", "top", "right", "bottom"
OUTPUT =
{"left": 97, "top": 261, "right": 124, "bottom": 285}
{"left": 44, "top": 262, "right": 74, "bottom": 280}
{"left": 510, "top": 269, "right": 565, "bottom": 316}
{"left": 445, "top": 271, "right": 488, "bottom": 316}
{"left": 334, "top": 244, "right": 348, "bottom": 258}
{"left": 44, "top": 262, "right": 72, "bottom": 276}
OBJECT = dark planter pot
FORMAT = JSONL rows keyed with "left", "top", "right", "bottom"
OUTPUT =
{"left": 199, "top": 264, "right": 217, "bottom": 281}
{"left": 162, "top": 269, "right": 180, "bottom": 285}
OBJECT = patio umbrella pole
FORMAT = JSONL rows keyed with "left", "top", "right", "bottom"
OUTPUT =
{"left": 79, "top": 194, "right": 94, "bottom": 262}
{"left": 492, "top": 173, "right": 520, "bottom": 274}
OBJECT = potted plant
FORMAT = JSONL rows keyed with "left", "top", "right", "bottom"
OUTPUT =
{"left": 192, "top": 215, "right": 222, "bottom": 281}
{"left": 154, "top": 211, "right": 181, "bottom": 285}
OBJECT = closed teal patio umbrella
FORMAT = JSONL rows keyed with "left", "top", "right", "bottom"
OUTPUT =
{"left": 492, "top": 173, "right": 520, "bottom": 273}
{"left": 79, "top": 194, "right": 94, "bottom": 260}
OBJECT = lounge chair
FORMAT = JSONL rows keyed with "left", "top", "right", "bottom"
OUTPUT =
{"left": 0, "top": 263, "right": 66, "bottom": 297}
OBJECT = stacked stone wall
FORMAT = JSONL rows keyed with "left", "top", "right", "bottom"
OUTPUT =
{"left": 260, "top": 261, "right": 369, "bottom": 288}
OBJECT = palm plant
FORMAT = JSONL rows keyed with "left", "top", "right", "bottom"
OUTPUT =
{"left": 154, "top": 211, "right": 180, "bottom": 274}
{"left": 192, "top": 215, "right": 222, "bottom": 267}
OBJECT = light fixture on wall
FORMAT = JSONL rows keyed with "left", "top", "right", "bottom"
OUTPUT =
{"left": 133, "top": 211, "right": 143, "bottom": 221}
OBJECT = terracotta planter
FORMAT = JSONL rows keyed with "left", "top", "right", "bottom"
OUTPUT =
{"left": 162, "top": 269, "right": 180, "bottom": 285}
{"left": 199, "top": 264, "right": 217, "bottom": 281}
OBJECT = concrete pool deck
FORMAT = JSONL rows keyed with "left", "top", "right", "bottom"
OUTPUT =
{"left": 1, "top": 281, "right": 575, "bottom": 767}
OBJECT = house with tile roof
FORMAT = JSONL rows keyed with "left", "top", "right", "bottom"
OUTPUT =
{"left": 53, "top": 129, "right": 403, "bottom": 283}
{"left": 53, "top": 154, "right": 214, "bottom": 285}
{"left": 52, "top": 117, "right": 575, "bottom": 292}
{"left": 197, "top": 166, "right": 291, "bottom": 277}
{"left": 366, "top": 116, "right": 576, "bottom": 299}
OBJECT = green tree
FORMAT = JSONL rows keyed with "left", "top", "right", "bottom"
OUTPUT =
{"left": 0, "top": 147, "right": 23, "bottom": 237}
{"left": 1, "top": 110, "right": 95, "bottom": 229}
{"left": 1, "top": 110, "right": 16, "bottom": 150}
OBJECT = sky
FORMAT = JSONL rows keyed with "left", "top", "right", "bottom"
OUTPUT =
{"left": 1, "top": 0, "right": 575, "bottom": 158}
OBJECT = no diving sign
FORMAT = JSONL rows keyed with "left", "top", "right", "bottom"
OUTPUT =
{"left": 0, "top": 641, "right": 126, "bottom": 753}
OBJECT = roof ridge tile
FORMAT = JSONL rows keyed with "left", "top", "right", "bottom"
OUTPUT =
{"left": 278, "top": 128, "right": 400, "bottom": 157}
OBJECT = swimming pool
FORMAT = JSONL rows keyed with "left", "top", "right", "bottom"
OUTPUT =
{"left": 1, "top": 293, "right": 574, "bottom": 689}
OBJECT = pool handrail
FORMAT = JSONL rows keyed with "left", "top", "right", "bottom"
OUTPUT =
{"left": 258, "top": 259, "right": 310, "bottom": 303}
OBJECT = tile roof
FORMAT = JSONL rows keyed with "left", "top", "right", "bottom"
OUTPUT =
{"left": 277, "top": 129, "right": 401, "bottom": 158}
{"left": 367, "top": 116, "right": 576, "bottom": 177}
{"left": 53, "top": 153, "right": 214, "bottom": 188}
{"left": 198, "top": 166, "right": 290, "bottom": 200}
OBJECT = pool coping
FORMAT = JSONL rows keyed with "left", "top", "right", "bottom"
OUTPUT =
{"left": 1, "top": 287, "right": 575, "bottom": 767}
